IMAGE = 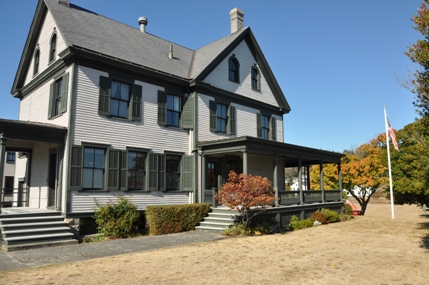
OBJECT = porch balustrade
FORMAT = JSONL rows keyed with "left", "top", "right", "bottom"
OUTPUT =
{"left": 0, "top": 187, "right": 29, "bottom": 209}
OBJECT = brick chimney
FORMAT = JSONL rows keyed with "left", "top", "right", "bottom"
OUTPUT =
{"left": 229, "top": 8, "right": 244, "bottom": 34}
{"left": 57, "top": 0, "right": 70, "bottom": 7}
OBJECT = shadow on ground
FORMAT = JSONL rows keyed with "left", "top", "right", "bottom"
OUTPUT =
{"left": 417, "top": 220, "right": 429, "bottom": 249}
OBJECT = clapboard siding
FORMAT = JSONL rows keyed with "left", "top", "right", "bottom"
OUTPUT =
{"left": 198, "top": 93, "right": 283, "bottom": 142}
{"left": 24, "top": 10, "right": 67, "bottom": 86}
{"left": 248, "top": 154, "right": 273, "bottom": 181}
{"left": 73, "top": 66, "right": 189, "bottom": 153}
{"left": 70, "top": 191, "right": 190, "bottom": 212}
{"left": 203, "top": 41, "right": 278, "bottom": 107}
{"left": 19, "top": 65, "right": 73, "bottom": 127}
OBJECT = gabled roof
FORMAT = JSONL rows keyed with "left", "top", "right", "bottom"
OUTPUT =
{"left": 12, "top": 0, "right": 290, "bottom": 112}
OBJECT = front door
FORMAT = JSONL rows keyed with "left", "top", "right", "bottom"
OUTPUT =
{"left": 47, "top": 153, "right": 57, "bottom": 208}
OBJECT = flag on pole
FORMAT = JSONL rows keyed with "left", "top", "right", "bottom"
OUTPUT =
{"left": 387, "top": 117, "right": 399, "bottom": 151}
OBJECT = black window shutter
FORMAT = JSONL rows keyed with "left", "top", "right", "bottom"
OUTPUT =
{"left": 120, "top": 150, "right": 128, "bottom": 191}
{"left": 98, "top": 76, "right": 111, "bottom": 116}
{"left": 181, "top": 155, "right": 194, "bottom": 191}
{"left": 108, "top": 149, "right": 120, "bottom": 190}
{"left": 227, "top": 105, "right": 236, "bottom": 135}
{"left": 147, "top": 153, "right": 159, "bottom": 191}
{"left": 130, "top": 84, "right": 142, "bottom": 121}
{"left": 209, "top": 100, "right": 217, "bottom": 132}
{"left": 59, "top": 73, "right": 69, "bottom": 114}
{"left": 70, "top": 145, "right": 83, "bottom": 190}
{"left": 157, "top": 91, "right": 167, "bottom": 125}
{"left": 256, "top": 113, "right": 262, "bottom": 138}
{"left": 158, "top": 154, "right": 166, "bottom": 191}
{"left": 182, "top": 96, "right": 194, "bottom": 129}
{"left": 48, "top": 82, "right": 55, "bottom": 119}
{"left": 270, "top": 117, "right": 277, "bottom": 141}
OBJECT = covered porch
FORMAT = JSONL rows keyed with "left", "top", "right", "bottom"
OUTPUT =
{"left": 0, "top": 119, "right": 68, "bottom": 214}
{"left": 199, "top": 136, "right": 344, "bottom": 207}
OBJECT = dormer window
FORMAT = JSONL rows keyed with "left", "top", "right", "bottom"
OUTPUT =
{"left": 251, "top": 66, "right": 260, "bottom": 91}
{"left": 49, "top": 32, "right": 57, "bottom": 63}
{"left": 33, "top": 47, "right": 40, "bottom": 75}
{"left": 228, "top": 56, "right": 239, "bottom": 83}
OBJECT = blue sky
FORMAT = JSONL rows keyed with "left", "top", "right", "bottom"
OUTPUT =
{"left": 0, "top": 0, "right": 423, "bottom": 152}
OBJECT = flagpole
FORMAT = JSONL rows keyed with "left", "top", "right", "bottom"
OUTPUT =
{"left": 384, "top": 106, "right": 395, "bottom": 219}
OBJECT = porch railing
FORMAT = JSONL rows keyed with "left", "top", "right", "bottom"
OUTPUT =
{"left": 280, "top": 190, "right": 342, "bottom": 205}
{"left": 1, "top": 187, "right": 29, "bottom": 209}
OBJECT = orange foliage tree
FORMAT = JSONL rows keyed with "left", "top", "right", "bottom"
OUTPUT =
{"left": 310, "top": 163, "right": 339, "bottom": 190}
{"left": 342, "top": 134, "right": 388, "bottom": 215}
{"left": 216, "top": 171, "right": 277, "bottom": 228}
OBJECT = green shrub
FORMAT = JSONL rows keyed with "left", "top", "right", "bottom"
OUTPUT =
{"left": 146, "top": 203, "right": 210, "bottom": 235}
{"left": 289, "top": 215, "right": 313, "bottom": 231}
{"left": 93, "top": 196, "right": 141, "bottom": 238}
{"left": 222, "top": 223, "right": 252, "bottom": 236}
{"left": 301, "top": 218, "right": 313, "bottom": 228}
{"left": 310, "top": 211, "right": 327, "bottom": 224}
{"left": 339, "top": 213, "right": 352, "bottom": 221}
{"left": 344, "top": 204, "right": 353, "bottom": 216}
{"left": 318, "top": 208, "right": 340, "bottom": 223}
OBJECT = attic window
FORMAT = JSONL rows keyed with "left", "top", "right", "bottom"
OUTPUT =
{"left": 228, "top": 56, "right": 239, "bottom": 83}
{"left": 33, "top": 47, "right": 40, "bottom": 76}
{"left": 49, "top": 33, "right": 57, "bottom": 63}
{"left": 251, "top": 66, "right": 260, "bottom": 91}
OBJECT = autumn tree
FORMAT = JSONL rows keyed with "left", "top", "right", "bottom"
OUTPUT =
{"left": 391, "top": 121, "right": 429, "bottom": 205}
{"left": 405, "top": 1, "right": 429, "bottom": 147}
{"left": 342, "top": 134, "right": 388, "bottom": 215}
{"left": 310, "top": 163, "right": 339, "bottom": 190}
{"left": 216, "top": 171, "right": 276, "bottom": 229}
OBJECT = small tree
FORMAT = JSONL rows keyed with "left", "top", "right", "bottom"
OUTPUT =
{"left": 216, "top": 171, "right": 277, "bottom": 229}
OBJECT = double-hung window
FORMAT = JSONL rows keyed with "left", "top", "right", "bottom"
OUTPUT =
{"left": 83, "top": 147, "right": 105, "bottom": 190}
{"left": 229, "top": 56, "right": 239, "bottom": 83}
{"left": 128, "top": 151, "right": 145, "bottom": 190}
{"left": 6, "top": 152, "right": 15, "bottom": 163}
{"left": 48, "top": 73, "right": 69, "bottom": 119}
{"left": 33, "top": 48, "right": 40, "bottom": 76}
{"left": 98, "top": 76, "right": 142, "bottom": 121}
{"left": 157, "top": 90, "right": 193, "bottom": 129}
{"left": 110, "top": 81, "right": 130, "bottom": 118}
{"left": 167, "top": 95, "right": 181, "bottom": 127}
{"left": 209, "top": 101, "right": 236, "bottom": 135}
{"left": 257, "top": 113, "right": 277, "bottom": 141}
{"left": 166, "top": 155, "right": 181, "bottom": 190}
{"left": 49, "top": 33, "right": 57, "bottom": 63}
{"left": 216, "top": 103, "right": 227, "bottom": 133}
{"left": 251, "top": 66, "right": 260, "bottom": 91}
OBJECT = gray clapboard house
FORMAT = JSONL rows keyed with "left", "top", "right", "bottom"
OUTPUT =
{"left": 0, "top": 0, "right": 344, "bottom": 249}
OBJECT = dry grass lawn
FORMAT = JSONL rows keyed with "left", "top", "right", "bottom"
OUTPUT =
{"left": 1, "top": 203, "right": 428, "bottom": 284}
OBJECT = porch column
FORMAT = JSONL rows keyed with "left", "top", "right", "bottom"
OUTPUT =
{"left": 338, "top": 163, "right": 343, "bottom": 200}
{"left": 320, "top": 161, "right": 325, "bottom": 203}
{"left": 201, "top": 154, "right": 206, "bottom": 204}
{"left": 298, "top": 158, "right": 304, "bottom": 205}
{"left": 0, "top": 136, "right": 8, "bottom": 214}
{"left": 273, "top": 156, "right": 279, "bottom": 206}
{"left": 242, "top": 150, "right": 248, "bottom": 174}
{"left": 306, "top": 166, "right": 311, "bottom": 190}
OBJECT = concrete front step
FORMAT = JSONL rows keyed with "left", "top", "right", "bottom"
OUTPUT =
{"left": 3, "top": 226, "right": 73, "bottom": 236}
{"left": 1, "top": 221, "right": 66, "bottom": 229}
{"left": 195, "top": 207, "right": 241, "bottom": 232}
{"left": 0, "top": 216, "right": 64, "bottom": 224}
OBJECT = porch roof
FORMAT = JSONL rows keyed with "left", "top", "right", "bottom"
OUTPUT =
{"left": 198, "top": 136, "right": 344, "bottom": 166}
{"left": 0, "top": 119, "right": 67, "bottom": 146}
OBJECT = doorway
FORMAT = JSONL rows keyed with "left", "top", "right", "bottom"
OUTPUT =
{"left": 47, "top": 152, "right": 58, "bottom": 208}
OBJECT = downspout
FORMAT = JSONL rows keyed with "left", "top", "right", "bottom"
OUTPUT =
{"left": 0, "top": 136, "right": 8, "bottom": 214}
{"left": 192, "top": 90, "right": 199, "bottom": 203}
{"left": 64, "top": 63, "right": 78, "bottom": 216}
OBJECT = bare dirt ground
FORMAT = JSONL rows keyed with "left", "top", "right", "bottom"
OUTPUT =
{"left": 1, "top": 203, "right": 428, "bottom": 285}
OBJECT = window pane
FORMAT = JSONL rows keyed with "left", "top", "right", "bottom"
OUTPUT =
{"left": 119, "top": 101, "right": 128, "bottom": 118}
{"left": 110, "top": 99, "right": 119, "bottom": 116}
{"left": 128, "top": 152, "right": 137, "bottom": 169}
{"left": 173, "top": 97, "right": 181, "bottom": 111}
{"left": 83, "top": 169, "right": 93, "bottom": 188}
{"left": 112, "top": 81, "right": 121, "bottom": 99}
{"left": 94, "top": 149, "right": 105, "bottom": 168}
{"left": 84, "top": 148, "right": 94, "bottom": 168}
{"left": 120, "top": 83, "right": 129, "bottom": 101}
{"left": 172, "top": 112, "right": 179, "bottom": 126}
{"left": 167, "top": 95, "right": 174, "bottom": 110}
{"left": 136, "top": 171, "right": 145, "bottom": 189}
{"left": 93, "top": 169, "right": 104, "bottom": 188}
